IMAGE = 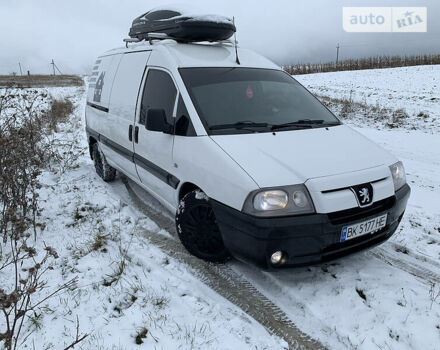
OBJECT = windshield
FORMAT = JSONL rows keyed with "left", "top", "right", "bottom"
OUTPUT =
{"left": 179, "top": 67, "right": 340, "bottom": 135}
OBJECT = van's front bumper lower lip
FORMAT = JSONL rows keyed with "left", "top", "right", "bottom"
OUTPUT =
{"left": 210, "top": 184, "right": 411, "bottom": 269}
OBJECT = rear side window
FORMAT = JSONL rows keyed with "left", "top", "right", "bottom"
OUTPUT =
{"left": 140, "top": 70, "right": 177, "bottom": 125}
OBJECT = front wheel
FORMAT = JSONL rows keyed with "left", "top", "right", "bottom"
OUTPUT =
{"left": 176, "top": 190, "right": 230, "bottom": 262}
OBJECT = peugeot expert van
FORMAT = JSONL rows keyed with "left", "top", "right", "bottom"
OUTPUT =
{"left": 85, "top": 36, "right": 410, "bottom": 268}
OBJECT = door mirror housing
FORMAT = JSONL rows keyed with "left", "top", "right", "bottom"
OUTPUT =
{"left": 146, "top": 109, "right": 173, "bottom": 134}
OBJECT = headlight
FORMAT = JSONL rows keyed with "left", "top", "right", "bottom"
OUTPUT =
{"left": 243, "top": 184, "right": 315, "bottom": 217}
{"left": 389, "top": 161, "right": 406, "bottom": 191}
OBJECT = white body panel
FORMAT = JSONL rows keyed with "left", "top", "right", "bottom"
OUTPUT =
{"left": 87, "top": 54, "right": 120, "bottom": 106}
{"left": 173, "top": 136, "right": 258, "bottom": 211}
{"left": 211, "top": 125, "right": 396, "bottom": 187}
{"left": 306, "top": 166, "right": 395, "bottom": 213}
{"left": 108, "top": 51, "right": 150, "bottom": 121}
{"left": 86, "top": 40, "right": 399, "bottom": 215}
{"left": 105, "top": 51, "right": 151, "bottom": 180}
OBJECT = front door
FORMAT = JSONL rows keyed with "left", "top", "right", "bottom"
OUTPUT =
{"left": 133, "top": 68, "right": 179, "bottom": 209}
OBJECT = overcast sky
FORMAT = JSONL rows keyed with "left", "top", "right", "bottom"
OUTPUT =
{"left": 0, "top": 0, "right": 438, "bottom": 75}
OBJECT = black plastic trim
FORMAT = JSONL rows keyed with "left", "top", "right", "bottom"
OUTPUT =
{"left": 321, "top": 177, "right": 388, "bottom": 194}
{"left": 86, "top": 127, "right": 179, "bottom": 189}
{"left": 100, "top": 135, "right": 133, "bottom": 162}
{"left": 87, "top": 101, "right": 109, "bottom": 113}
{"left": 134, "top": 153, "right": 180, "bottom": 189}
{"left": 327, "top": 196, "right": 395, "bottom": 225}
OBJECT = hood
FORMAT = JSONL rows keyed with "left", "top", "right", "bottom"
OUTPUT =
{"left": 211, "top": 125, "right": 396, "bottom": 188}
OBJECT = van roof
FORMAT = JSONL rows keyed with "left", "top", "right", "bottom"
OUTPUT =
{"left": 100, "top": 40, "right": 279, "bottom": 70}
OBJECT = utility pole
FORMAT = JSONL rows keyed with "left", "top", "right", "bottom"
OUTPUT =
{"left": 336, "top": 43, "right": 340, "bottom": 66}
{"left": 50, "top": 59, "right": 62, "bottom": 75}
{"left": 51, "top": 59, "right": 56, "bottom": 75}
{"left": 18, "top": 62, "right": 23, "bottom": 76}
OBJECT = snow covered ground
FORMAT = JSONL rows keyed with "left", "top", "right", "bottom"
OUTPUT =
{"left": 0, "top": 86, "right": 286, "bottom": 349}
{"left": 296, "top": 65, "right": 440, "bottom": 119}
{"left": 296, "top": 65, "right": 440, "bottom": 133}
{"left": 1, "top": 65, "right": 439, "bottom": 350}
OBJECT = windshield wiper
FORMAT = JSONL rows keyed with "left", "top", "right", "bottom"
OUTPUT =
{"left": 209, "top": 121, "right": 269, "bottom": 131}
{"left": 271, "top": 119, "right": 339, "bottom": 131}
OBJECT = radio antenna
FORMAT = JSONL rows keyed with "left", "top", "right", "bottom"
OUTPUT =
{"left": 233, "top": 17, "right": 240, "bottom": 65}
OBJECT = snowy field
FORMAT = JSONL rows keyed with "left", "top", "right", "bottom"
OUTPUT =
{"left": 296, "top": 65, "right": 440, "bottom": 134}
{"left": 1, "top": 65, "right": 440, "bottom": 350}
{"left": 296, "top": 65, "right": 440, "bottom": 122}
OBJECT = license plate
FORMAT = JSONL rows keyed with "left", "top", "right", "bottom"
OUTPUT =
{"left": 340, "top": 214, "right": 387, "bottom": 242}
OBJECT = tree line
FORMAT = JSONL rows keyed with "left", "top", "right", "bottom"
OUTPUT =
{"left": 284, "top": 54, "right": 440, "bottom": 75}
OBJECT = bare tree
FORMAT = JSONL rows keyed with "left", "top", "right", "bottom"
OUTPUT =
{"left": 0, "top": 86, "right": 82, "bottom": 349}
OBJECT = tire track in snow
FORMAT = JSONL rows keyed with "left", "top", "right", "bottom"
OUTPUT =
{"left": 121, "top": 177, "right": 326, "bottom": 350}
{"left": 369, "top": 247, "right": 440, "bottom": 284}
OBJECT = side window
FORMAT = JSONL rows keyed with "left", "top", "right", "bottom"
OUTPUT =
{"left": 175, "top": 95, "right": 196, "bottom": 136}
{"left": 140, "top": 69, "right": 177, "bottom": 126}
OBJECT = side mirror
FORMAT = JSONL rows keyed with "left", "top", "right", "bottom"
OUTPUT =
{"left": 146, "top": 109, "right": 173, "bottom": 134}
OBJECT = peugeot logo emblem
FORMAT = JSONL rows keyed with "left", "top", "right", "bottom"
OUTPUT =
{"left": 358, "top": 187, "right": 370, "bottom": 204}
{"left": 351, "top": 183, "right": 374, "bottom": 207}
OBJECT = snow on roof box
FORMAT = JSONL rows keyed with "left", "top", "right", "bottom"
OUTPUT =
{"left": 128, "top": 7, "right": 236, "bottom": 43}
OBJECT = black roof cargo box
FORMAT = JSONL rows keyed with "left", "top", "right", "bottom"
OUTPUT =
{"left": 129, "top": 8, "right": 236, "bottom": 42}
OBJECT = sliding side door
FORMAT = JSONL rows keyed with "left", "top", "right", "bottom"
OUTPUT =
{"left": 105, "top": 51, "right": 151, "bottom": 181}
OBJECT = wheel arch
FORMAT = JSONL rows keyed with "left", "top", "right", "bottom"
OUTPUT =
{"left": 88, "top": 135, "right": 98, "bottom": 159}
{"left": 178, "top": 182, "right": 201, "bottom": 201}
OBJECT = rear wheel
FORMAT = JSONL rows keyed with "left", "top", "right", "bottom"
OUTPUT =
{"left": 176, "top": 190, "right": 230, "bottom": 262}
{"left": 92, "top": 143, "right": 116, "bottom": 182}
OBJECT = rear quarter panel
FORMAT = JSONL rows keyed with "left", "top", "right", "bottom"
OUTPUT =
{"left": 86, "top": 54, "right": 122, "bottom": 136}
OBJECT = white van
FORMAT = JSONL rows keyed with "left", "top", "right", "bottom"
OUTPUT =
{"left": 85, "top": 37, "right": 410, "bottom": 268}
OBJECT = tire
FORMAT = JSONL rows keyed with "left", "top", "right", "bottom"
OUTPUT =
{"left": 176, "top": 190, "right": 230, "bottom": 262}
{"left": 92, "top": 143, "right": 116, "bottom": 182}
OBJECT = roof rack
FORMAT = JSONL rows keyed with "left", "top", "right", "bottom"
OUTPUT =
{"left": 123, "top": 37, "right": 140, "bottom": 48}
{"left": 123, "top": 34, "right": 236, "bottom": 48}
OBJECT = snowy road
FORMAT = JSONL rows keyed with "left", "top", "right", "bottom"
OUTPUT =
{"left": 121, "top": 178, "right": 324, "bottom": 349}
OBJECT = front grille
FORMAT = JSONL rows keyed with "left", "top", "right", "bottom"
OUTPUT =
{"left": 327, "top": 196, "right": 395, "bottom": 225}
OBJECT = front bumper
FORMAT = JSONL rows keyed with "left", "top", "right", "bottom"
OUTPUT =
{"left": 211, "top": 184, "right": 410, "bottom": 269}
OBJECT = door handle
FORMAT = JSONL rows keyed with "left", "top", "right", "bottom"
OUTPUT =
{"left": 134, "top": 126, "right": 139, "bottom": 143}
{"left": 129, "top": 125, "right": 133, "bottom": 141}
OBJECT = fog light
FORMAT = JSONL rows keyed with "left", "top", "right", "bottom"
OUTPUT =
{"left": 270, "top": 251, "right": 283, "bottom": 265}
